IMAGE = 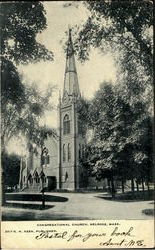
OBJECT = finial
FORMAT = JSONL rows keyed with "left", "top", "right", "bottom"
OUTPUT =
{"left": 68, "top": 24, "right": 71, "bottom": 31}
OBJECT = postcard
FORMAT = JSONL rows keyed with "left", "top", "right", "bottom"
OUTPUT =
{"left": 1, "top": 1, "right": 154, "bottom": 249}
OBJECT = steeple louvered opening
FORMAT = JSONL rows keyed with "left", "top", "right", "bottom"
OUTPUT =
{"left": 63, "top": 114, "right": 70, "bottom": 135}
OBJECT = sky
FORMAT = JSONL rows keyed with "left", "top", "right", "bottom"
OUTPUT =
{"left": 7, "top": 1, "right": 117, "bottom": 155}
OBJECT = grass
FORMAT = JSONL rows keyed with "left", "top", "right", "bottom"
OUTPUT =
{"left": 3, "top": 193, "right": 68, "bottom": 212}
{"left": 96, "top": 189, "right": 154, "bottom": 202}
{"left": 6, "top": 193, "right": 68, "bottom": 202}
{"left": 5, "top": 202, "right": 54, "bottom": 210}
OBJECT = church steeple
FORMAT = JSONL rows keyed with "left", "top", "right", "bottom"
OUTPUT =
{"left": 58, "top": 29, "right": 86, "bottom": 190}
{"left": 63, "top": 29, "right": 80, "bottom": 99}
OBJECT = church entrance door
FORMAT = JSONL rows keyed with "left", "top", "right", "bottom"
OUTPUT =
{"left": 47, "top": 176, "right": 56, "bottom": 191}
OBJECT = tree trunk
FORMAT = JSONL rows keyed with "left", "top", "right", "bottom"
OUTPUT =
{"left": 147, "top": 181, "right": 150, "bottom": 192}
{"left": 2, "top": 169, "right": 6, "bottom": 206}
{"left": 141, "top": 177, "right": 145, "bottom": 193}
{"left": 108, "top": 178, "right": 110, "bottom": 186}
{"left": 131, "top": 178, "right": 135, "bottom": 193}
{"left": 146, "top": 170, "right": 150, "bottom": 194}
{"left": 121, "top": 166, "right": 125, "bottom": 193}
{"left": 1, "top": 143, "right": 6, "bottom": 206}
{"left": 107, "top": 178, "right": 111, "bottom": 193}
{"left": 111, "top": 175, "right": 115, "bottom": 198}
{"left": 136, "top": 180, "right": 139, "bottom": 192}
{"left": 121, "top": 178, "right": 125, "bottom": 193}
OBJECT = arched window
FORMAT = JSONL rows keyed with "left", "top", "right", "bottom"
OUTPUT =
{"left": 68, "top": 143, "right": 71, "bottom": 161}
{"left": 40, "top": 171, "right": 45, "bottom": 183}
{"left": 34, "top": 171, "right": 40, "bottom": 183}
{"left": 63, "top": 144, "right": 66, "bottom": 162}
{"left": 63, "top": 114, "right": 70, "bottom": 135}
{"left": 65, "top": 172, "right": 68, "bottom": 181}
{"left": 41, "top": 147, "right": 50, "bottom": 165}
{"left": 79, "top": 144, "right": 81, "bottom": 159}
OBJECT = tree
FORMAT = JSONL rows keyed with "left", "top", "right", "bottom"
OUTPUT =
{"left": 1, "top": 2, "right": 53, "bottom": 151}
{"left": 1, "top": 82, "right": 55, "bottom": 205}
{"left": 74, "top": 1, "right": 153, "bottom": 75}
{"left": 1, "top": 2, "right": 53, "bottom": 205}
{"left": 1, "top": 2, "right": 53, "bottom": 123}
{"left": 88, "top": 83, "right": 121, "bottom": 196}
{"left": 73, "top": 0, "right": 153, "bottom": 121}
{"left": 1, "top": 59, "right": 25, "bottom": 109}
{"left": 71, "top": 1, "right": 153, "bottom": 196}
{"left": 1, "top": 2, "right": 53, "bottom": 64}
{"left": 2, "top": 153, "right": 20, "bottom": 190}
{"left": 87, "top": 81, "right": 153, "bottom": 196}
{"left": 2, "top": 82, "right": 54, "bottom": 150}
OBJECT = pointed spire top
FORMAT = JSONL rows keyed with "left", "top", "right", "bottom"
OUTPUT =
{"left": 68, "top": 24, "right": 72, "bottom": 35}
{"left": 66, "top": 27, "right": 74, "bottom": 58}
{"left": 68, "top": 27, "right": 72, "bottom": 43}
{"left": 63, "top": 28, "right": 81, "bottom": 99}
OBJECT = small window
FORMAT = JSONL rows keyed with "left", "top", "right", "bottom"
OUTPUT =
{"left": 63, "top": 114, "right": 70, "bottom": 135}
{"left": 46, "top": 155, "right": 50, "bottom": 164}
{"left": 63, "top": 144, "right": 66, "bottom": 162}
{"left": 68, "top": 143, "right": 71, "bottom": 161}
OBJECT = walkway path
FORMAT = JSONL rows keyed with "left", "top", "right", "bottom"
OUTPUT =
{"left": 2, "top": 192, "right": 154, "bottom": 221}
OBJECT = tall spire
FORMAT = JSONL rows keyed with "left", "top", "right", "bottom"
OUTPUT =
{"left": 63, "top": 29, "right": 80, "bottom": 98}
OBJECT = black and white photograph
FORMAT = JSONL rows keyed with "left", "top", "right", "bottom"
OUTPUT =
{"left": 1, "top": 1, "right": 154, "bottom": 247}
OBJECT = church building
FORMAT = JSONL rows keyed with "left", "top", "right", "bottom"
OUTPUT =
{"left": 19, "top": 30, "right": 106, "bottom": 191}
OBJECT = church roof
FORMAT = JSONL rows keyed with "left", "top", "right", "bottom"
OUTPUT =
{"left": 63, "top": 29, "right": 80, "bottom": 98}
